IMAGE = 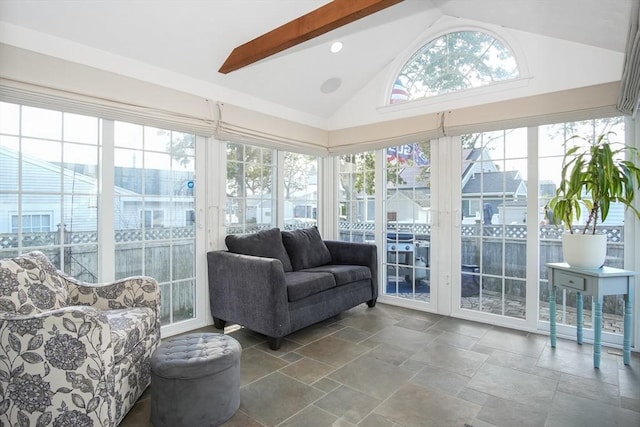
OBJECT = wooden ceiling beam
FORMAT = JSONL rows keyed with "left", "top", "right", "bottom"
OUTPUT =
{"left": 218, "top": 0, "right": 404, "bottom": 74}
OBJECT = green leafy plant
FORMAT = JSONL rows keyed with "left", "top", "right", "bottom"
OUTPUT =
{"left": 549, "top": 132, "right": 640, "bottom": 234}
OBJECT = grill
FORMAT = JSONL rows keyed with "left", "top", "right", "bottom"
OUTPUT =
{"left": 386, "top": 232, "right": 414, "bottom": 253}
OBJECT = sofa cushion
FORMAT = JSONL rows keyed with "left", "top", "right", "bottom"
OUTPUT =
{"left": 225, "top": 228, "right": 293, "bottom": 272}
{"left": 281, "top": 227, "right": 332, "bottom": 271}
{"left": 285, "top": 271, "right": 336, "bottom": 302}
{"left": 301, "top": 265, "right": 371, "bottom": 286}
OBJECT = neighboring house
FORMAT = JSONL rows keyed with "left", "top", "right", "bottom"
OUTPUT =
{"left": 250, "top": 194, "right": 318, "bottom": 225}
{"left": 387, "top": 146, "right": 528, "bottom": 225}
{"left": 0, "top": 146, "right": 194, "bottom": 233}
{"left": 462, "top": 170, "right": 527, "bottom": 224}
{"left": 386, "top": 189, "right": 431, "bottom": 225}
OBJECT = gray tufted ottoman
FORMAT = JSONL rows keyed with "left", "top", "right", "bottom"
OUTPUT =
{"left": 150, "top": 333, "right": 242, "bottom": 427}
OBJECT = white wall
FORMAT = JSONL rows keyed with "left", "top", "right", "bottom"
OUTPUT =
{"left": 329, "top": 16, "right": 624, "bottom": 131}
{"left": 0, "top": 15, "right": 625, "bottom": 159}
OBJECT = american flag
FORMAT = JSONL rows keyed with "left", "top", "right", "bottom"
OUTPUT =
{"left": 387, "top": 144, "right": 429, "bottom": 166}
{"left": 390, "top": 78, "right": 410, "bottom": 104}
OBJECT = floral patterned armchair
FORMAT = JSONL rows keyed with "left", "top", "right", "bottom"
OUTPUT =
{"left": 0, "top": 251, "right": 161, "bottom": 427}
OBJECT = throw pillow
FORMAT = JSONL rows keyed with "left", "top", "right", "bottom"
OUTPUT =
{"left": 281, "top": 227, "right": 332, "bottom": 270}
{"left": 225, "top": 228, "right": 293, "bottom": 272}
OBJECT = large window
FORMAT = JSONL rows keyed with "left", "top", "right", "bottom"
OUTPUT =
{"left": 0, "top": 102, "right": 100, "bottom": 281}
{"left": 538, "top": 117, "right": 627, "bottom": 339}
{"left": 226, "top": 143, "right": 276, "bottom": 234}
{"left": 225, "top": 144, "right": 319, "bottom": 234}
{"left": 0, "top": 101, "right": 200, "bottom": 328}
{"left": 113, "top": 122, "right": 197, "bottom": 325}
{"left": 391, "top": 30, "right": 519, "bottom": 103}
{"left": 338, "top": 152, "right": 376, "bottom": 243}
{"left": 11, "top": 214, "right": 52, "bottom": 233}
{"left": 283, "top": 152, "right": 318, "bottom": 230}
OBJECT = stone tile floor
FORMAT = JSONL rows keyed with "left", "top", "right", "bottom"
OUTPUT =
{"left": 120, "top": 303, "right": 640, "bottom": 427}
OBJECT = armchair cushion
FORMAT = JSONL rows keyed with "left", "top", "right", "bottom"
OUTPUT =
{"left": 281, "top": 227, "right": 332, "bottom": 270}
{"left": 225, "top": 227, "right": 293, "bottom": 272}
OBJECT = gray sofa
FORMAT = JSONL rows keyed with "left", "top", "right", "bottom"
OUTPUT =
{"left": 207, "top": 227, "right": 378, "bottom": 350}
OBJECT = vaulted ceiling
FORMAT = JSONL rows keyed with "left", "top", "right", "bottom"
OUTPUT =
{"left": 0, "top": 0, "right": 635, "bottom": 122}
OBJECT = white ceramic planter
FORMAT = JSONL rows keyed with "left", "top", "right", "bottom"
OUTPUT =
{"left": 562, "top": 233, "right": 607, "bottom": 269}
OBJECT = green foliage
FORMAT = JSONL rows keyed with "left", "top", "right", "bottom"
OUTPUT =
{"left": 283, "top": 152, "right": 315, "bottom": 197}
{"left": 549, "top": 132, "right": 640, "bottom": 234}
{"left": 400, "top": 31, "right": 518, "bottom": 98}
{"left": 226, "top": 144, "right": 273, "bottom": 196}
{"left": 169, "top": 133, "right": 195, "bottom": 167}
{"left": 353, "top": 152, "right": 376, "bottom": 195}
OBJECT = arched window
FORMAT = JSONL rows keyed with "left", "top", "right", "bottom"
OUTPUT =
{"left": 390, "top": 31, "right": 519, "bottom": 104}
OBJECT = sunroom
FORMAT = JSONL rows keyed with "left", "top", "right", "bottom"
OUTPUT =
{"left": 1, "top": 0, "right": 639, "bottom": 360}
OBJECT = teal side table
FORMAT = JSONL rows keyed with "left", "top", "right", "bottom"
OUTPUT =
{"left": 546, "top": 262, "right": 636, "bottom": 368}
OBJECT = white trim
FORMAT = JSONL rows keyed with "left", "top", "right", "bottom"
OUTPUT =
{"left": 100, "top": 120, "right": 115, "bottom": 282}
{"left": 276, "top": 151, "right": 285, "bottom": 228}
{"left": 382, "top": 23, "right": 532, "bottom": 111}
{"left": 378, "top": 77, "right": 532, "bottom": 115}
{"left": 627, "top": 116, "right": 639, "bottom": 351}
{"left": 374, "top": 149, "right": 384, "bottom": 299}
{"left": 439, "top": 135, "right": 458, "bottom": 316}
{"left": 320, "top": 156, "right": 337, "bottom": 239}
{"left": 526, "top": 126, "right": 540, "bottom": 331}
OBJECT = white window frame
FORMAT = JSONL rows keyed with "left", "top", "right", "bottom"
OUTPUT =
{"left": 11, "top": 212, "right": 53, "bottom": 233}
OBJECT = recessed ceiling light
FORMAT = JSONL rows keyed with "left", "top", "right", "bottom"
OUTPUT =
{"left": 330, "top": 41, "right": 343, "bottom": 53}
{"left": 321, "top": 78, "right": 341, "bottom": 94}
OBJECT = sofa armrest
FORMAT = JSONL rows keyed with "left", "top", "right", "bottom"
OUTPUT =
{"left": 207, "top": 251, "right": 290, "bottom": 337}
{"left": 324, "top": 240, "right": 378, "bottom": 299}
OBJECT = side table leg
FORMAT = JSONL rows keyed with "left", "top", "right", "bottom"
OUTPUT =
{"left": 623, "top": 293, "right": 632, "bottom": 365}
{"left": 576, "top": 292, "right": 583, "bottom": 344}
{"left": 549, "top": 283, "right": 557, "bottom": 348}
{"left": 593, "top": 297, "right": 603, "bottom": 369}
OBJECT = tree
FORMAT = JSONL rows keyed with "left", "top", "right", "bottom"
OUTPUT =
{"left": 169, "top": 132, "right": 195, "bottom": 167}
{"left": 399, "top": 31, "right": 518, "bottom": 99}
{"left": 543, "top": 117, "right": 623, "bottom": 144}
{"left": 225, "top": 144, "right": 273, "bottom": 197}
{"left": 283, "top": 153, "right": 314, "bottom": 198}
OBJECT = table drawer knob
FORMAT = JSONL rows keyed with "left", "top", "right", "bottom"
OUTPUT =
{"left": 556, "top": 271, "right": 586, "bottom": 291}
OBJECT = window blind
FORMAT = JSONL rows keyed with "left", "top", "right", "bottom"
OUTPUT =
{"left": 0, "top": 79, "right": 216, "bottom": 136}
{"left": 617, "top": 0, "right": 640, "bottom": 116}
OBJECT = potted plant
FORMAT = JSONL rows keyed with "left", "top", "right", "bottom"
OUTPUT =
{"left": 549, "top": 131, "right": 640, "bottom": 268}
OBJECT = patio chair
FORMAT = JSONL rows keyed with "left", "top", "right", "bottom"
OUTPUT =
{"left": 0, "top": 251, "right": 161, "bottom": 427}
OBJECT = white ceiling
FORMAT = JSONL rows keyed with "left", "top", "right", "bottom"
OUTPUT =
{"left": 0, "top": 0, "right": 635, "bottom": 121}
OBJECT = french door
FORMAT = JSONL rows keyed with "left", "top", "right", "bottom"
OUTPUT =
{"left": 453, "top": 129, "right": 532, "bottom": 328}
{"left": 381, "top": 131, "right": 537, "bottom": 330}
{"left": 382, "top": 142, "right": 436, "bottom": 309}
